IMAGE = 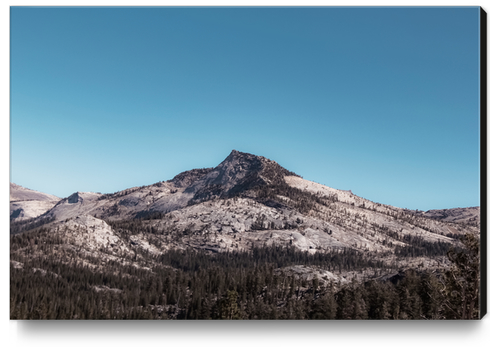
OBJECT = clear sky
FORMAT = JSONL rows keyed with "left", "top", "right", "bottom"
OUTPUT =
{"left": 10, "top": 6, "right": 481, "bottom": 211}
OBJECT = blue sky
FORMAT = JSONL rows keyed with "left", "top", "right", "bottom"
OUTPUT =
{"left": 10, "top": 6, "right": 480, "bottom": 210}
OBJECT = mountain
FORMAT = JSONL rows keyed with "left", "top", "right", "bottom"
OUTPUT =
{"left": 10, "top": 150, "right": 479, "bottom": 255}
{"left": 10, "top": 150, "right": 481, "bottom": 319}
{"left": 418, "top": 207, "right": 480, "bottom": 227}
{"left": 10, "top": 183, "right": 60, "bottom": 221}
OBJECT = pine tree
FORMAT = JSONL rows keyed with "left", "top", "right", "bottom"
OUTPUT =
{"left": 442, "top": 233, "right": 480, "bottom": 319}
{"left": 218, "top": 290, "right": 241, "bottom": 319}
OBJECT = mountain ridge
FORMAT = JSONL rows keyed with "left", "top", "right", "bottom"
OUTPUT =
{"left": 10, "top": 183, "right": 61, "bottom": 221}
{"left": 10, "top": 150, "right": 479, "bottom": 248}
{"left": 10, "top": 150, "right": 479, "bottom": 231}
{"left": 10, "top": 150, "right": 481, "bottom": 319}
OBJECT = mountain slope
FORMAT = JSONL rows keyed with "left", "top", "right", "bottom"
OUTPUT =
{"left": 10, "top": 182, "right": 60, "bottom": 202}
{"left": 419, "top": 206, "right": 480, "bottom": 227}
{"left": 10, "top": 183, "right": 61, "bottom": 221}
{"left": 24, "top": 150, "right": 298, "bottom": 222}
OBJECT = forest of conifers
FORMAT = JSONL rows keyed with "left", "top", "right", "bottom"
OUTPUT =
{"left": 10, "top": 225, "right": 480, "bottom": 320}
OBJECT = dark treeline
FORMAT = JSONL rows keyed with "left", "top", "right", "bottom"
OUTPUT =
{"left": 251, "top": 182, "right": 337, "bottom": 214}
{"left": 10, "top": 232, "right": 480, "bottom": 320}
{"left": 394, "top": 236, "right": 453, "bottom": 258}
{"left": 10, "top": 215, "right": 55, "bottom": 235}
{"left": 156, "top": 245, "right": 384, "bottom": 273}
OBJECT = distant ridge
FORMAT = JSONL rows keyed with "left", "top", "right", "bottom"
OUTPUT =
{"left": 10, "top": 183, "right": 61, "bottom": 221}
{"left": 10, "top": 182, "right": 60, "bottom": 202}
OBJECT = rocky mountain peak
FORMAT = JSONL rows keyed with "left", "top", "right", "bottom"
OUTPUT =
{"left": 67, "top": 192, "right": 82, "bottom": 204}
{"left": 61, "top": 191, "right": 101, "bottom": 205}
{"left": 217, "top": 149, "right": 298, "bottom": 181}
{"left": 214, "top": 150, "right": 264, "bottom": 182}
{"left": 222, "top": 149, "right": 263, "bottom": 164}
{"left": 184, "top": 150, "right": 298, "bottom": 203}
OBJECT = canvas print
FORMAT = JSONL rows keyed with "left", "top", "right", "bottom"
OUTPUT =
{"left": 10, "top": 6, "right": 484, "bottom": 320}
